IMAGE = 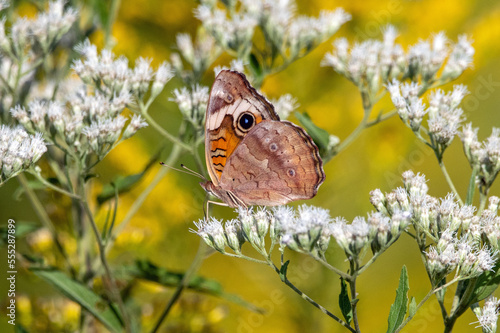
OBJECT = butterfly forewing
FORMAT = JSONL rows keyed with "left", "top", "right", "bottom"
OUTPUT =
{"left": 204, "top": 70, "right": 279, "bottom": 185}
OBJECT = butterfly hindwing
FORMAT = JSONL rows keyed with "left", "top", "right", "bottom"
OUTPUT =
{"left": 218, "top": 120, "right": 325, "bottom": 206}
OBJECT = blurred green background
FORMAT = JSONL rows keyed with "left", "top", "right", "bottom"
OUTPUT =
{"left": 1, "top": 0, "right": 500, "bottom": 332}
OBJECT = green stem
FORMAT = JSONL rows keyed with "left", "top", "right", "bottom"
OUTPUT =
{"left": 366, "top": 108, "right": 398, "bottom": 127}
{"left": 81, "top": 199, "right": 131, "bottom": 333}
{"left": 394, "top": 278, "right": 460, "bottom": 333}
{"left": 27, "top": 169, "right": 81, "bottom": 199}
{"left": 224, "top": 252, "right": 269, "bottom": 265}
{"left": 150, "top": 241, "right": 209, "bottom": 333}
{"left": 17, "top": 173, "right": 76, "bottom": 276}
{"left": 349, "top": 261, "right": 361, "bottom": 332}
{"left": 138, "top": 103, "right": 192, "bottom": 151}
{"left": 313, "top": 254, "right": 352, "bottom": 280}
{"left": 105, "top": 144, "right": 182, "bottom": 255}
{"left": 438, "top": 159, "right": 463, "bottom": 205}
{"left": 104, "top": 0, "right": 122, "bottom": 48}
{"left": 335, "top": 112, "right": 370, "bottom": 155}
{"left": 268, "top": 260, "right": 356, "bottom": 333}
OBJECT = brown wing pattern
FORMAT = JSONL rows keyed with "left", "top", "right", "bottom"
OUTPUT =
{"left": 205, "top": 70, "right": 279, "bottom": 185}
{"left": 219, "top": 120, "right": 325, "bottom": 206}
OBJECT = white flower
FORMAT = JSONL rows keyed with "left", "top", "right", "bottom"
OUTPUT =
{"left": 473, "top": 297, "right": 500, "bottom": 333}
{"left": 0, "top": 125, "right": 47, "bottom": 182}
{"left": 271, "top": 94, "right": 298, "bottom": 119}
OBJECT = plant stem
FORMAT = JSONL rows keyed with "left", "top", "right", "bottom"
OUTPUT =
{"left": 105, "top": 143, "right": 182, "bottom": 255}
{"left": 17, "top": 173, "right": 76, "bottom": 277}
{"left": 313, "top": 254, "right": 352, "bottom": 280}
{"left": 104, "top": 0, "right": 122, "bottom": 49}
{"left": 150, "top": 241, "right": 209, "bottom": 333}
{"left": 267, "top": 260, "right": 356, "bottom": 333}
{"left": 349, "top": 261, "right": 361, "bottom": 332}
{"left": 81, "top": 199, "right": 131, "bottom": 333}
{"left": 138, "top": 103, "right": 192, "bottom": 151}
{"left": 27, "top": 169, "right": 81, "bottom": 199}
{"left": 395, "top": 278, "right": 460, "bottom": 333}
{"left": 335, "top": 112, "right": 369, "bottom": 155}
{"left": 366, "top": 109, "right": 398, "bottom": 127}
{"left": 438, "top": 159, "right": 463, "bottom": 205}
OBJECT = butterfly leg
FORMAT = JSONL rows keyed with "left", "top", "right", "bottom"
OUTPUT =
{"left": 204, "top": 199, "right": 228, "bottom": 221}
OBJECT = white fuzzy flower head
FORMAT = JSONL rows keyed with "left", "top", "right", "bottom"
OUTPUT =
{"left": 0, "top": 125, "right": 47, "bottom": 183}
{"left": 329, "top": 216, "right": 370, "bottom": 258}
{"left": 170, "top": 84, "right": 209, "bottom": 126}
{"left": 122, "top": 115, "right": 148, "bottom": 139}
{"left": 0, "top": 1, "right": 8, "bottom": 12}
{"left": 442, "top": 35, "right": 474, "bottom": 80}
{"left": 192, "top": 218, "right": 226, "bottom": 253}
{"left": 272, "top": 204, "right": 331, "bottom": 253}
{"left": 152, "top": 62, "right": 174, "bottom": 97}
{"left": 473, "top": 297, "right": 500, "bottom": 333}
{"left": 271, "top": 94, "right": 298, "bottom": 120}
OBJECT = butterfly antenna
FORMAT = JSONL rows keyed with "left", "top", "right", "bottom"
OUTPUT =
{"left": 159, "top": 162, "right": 206, "bottom": 180}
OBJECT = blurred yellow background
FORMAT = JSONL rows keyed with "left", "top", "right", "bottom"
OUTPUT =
{"left": 2, "top": 0, "right": 500, "bottom": 332}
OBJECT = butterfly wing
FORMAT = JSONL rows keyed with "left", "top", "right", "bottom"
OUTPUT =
{"left": 204, "top": 70, "right": 279, "bottom": 186}
{"left": 218, "top": 120, "right": 325, "bottom": 206}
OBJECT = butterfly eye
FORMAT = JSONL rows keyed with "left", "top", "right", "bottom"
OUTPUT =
{"left": 237, "top": 113, "right": 255, "bottom": 132}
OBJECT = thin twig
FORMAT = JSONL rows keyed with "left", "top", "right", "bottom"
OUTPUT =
{"left": 150, "top": 241, "right": 209, "bottom": 333}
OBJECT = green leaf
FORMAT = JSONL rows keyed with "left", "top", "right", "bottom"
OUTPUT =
{"left": 90, "top": 0, "right": 110, "bottom": 28}
{"left": 339, "top": 278, "right": 353, "bottom": 324}
{"left": 13, "top": 179, "right": 45, "bottom": 200}
{"left": 387, "top": 266, "right": 409, "bottom": 333}
{"left": 31, "top": 268, "right": 123, "bottom": 332}
{"left": 279, "top": 260, "right": 290, "bottom": 282}
{"left": 249, "top": 53, "right": 262, "bottom": 78}
{"left": 14, "top": 324, "right": 29, "bottom": 333}
{"left": 0, "top": 221, "right": 39, "bottom": 247}
{"left": 294, "top": 111, "right": 330, "bottom": 158}
{"left": 124, "top": 260, "right": 264, "bottom": 313}
{"left": 470, "top": 264, "right": 500, "bottom": 303}
{"left": 97, "top": 173, "right": 143, "bottom": 205}
{"left": 408, "top": 297, "right": 417, "bottom": 318}
{"left": 97, "top": 150, "right": 159, "bottom": 205}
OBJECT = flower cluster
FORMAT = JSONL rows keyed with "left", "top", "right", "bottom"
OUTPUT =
{"left": 171, "top": 32, "right": 220, "bottom": 82}
{"left": 170, "top": 84, "right": 209, "bottom": 128}
{"left": 0, "top": 1, "right": 8, "bottom": 12}
{"left": 0, "top": 0, "right": 78, "bottom": 113}
{"left": 0, "top": 125, "right": 46, "bottom": 183}
{"left": 10, "top": 89, "right": 147, "bottom": 159}
{"left": 0, "top": 0, "right": 77, "bottom": 57}
{"left": 322, "top": 26, "right": 405, "bottom": 98}
{"left": 387, "top": 82, "right": 467, "bottom": 154}
{"left": 195, "top": 0, "right": 350, "bottom": 61}
{"left": 8, "top": 40, "right": 169, "bottom": 159}
{"left": 323, "top": 27, "right": 474, "bottom": 101}
{"left": 473, "top": 296, "right": 500, "bottom": 333}
{"left": 461, "top": 125, "right": 500, "bottom": 194}
{"left": 192, "top": 203, "right": 410, "bottom": 259}
{"left": 371, "top": 170, "right": 498, "bottom": 282}
{"left": 72, "top": 40, "right": 173, "bottom": 100}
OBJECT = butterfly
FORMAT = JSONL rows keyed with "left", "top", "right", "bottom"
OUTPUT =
{"left": 200, "top": 70, "right": 325, "bottom": 208}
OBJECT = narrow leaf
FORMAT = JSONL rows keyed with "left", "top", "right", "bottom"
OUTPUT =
{"left": 339, "top": 278, "right": 353, "bottom": 324}
{"left": 249, "top": 53, "right": 262, "bottom": 77}
{"left": 97, "top": 150, "right": 159, "bottom": 205}
{"left": 470, "top": 264, "right": 500, "bottom": 303}
{"left": 408, "top": 297, "right": 417, "bottom": 318}
{"left": 32, "top": 268, "right": 123, "bottom": 332}
{"left": 279, "top": 260, "right": 290, "bottom": 282}
{"left": 387, "top": 266, "right": 409, "bottom": 333}
{"left": 294, "top": 111, "right": 330, "bottom": 158}
{"left": 0, "top": 222, "right": 39, "bottom": 247}
{"left": 124, "top": 260, "right": 264, "bottom": 313}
